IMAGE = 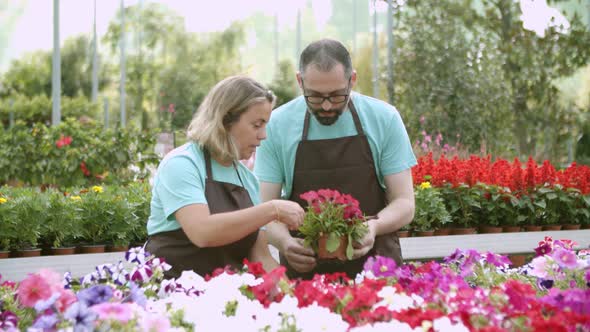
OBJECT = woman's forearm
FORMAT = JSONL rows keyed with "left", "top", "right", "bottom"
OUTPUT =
{"left": 176, "top": 201, "right": 278, "bottom": 247}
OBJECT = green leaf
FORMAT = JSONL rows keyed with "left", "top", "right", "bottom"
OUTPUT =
{"left": 326, "top": 232, "right": 340, "bottom": 253}
{"left": 346, "top": 234, "right": 354, "bottom": 260}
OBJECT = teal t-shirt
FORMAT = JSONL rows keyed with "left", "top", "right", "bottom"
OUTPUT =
{"left": 254, "top": 92, "right": 417, "bottom": 198}
{"left": 147, "top": 142, "right": 261, "bottom": 236}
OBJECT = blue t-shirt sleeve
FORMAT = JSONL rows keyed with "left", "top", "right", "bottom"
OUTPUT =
{"left": 156, "top": 156, "right": 207, "bottom": 219}
{"left": 380, "top": 111, "right": 417, "bottom": 176}
{"left": 254, "top": 122, "right": 284, "bottom": 184}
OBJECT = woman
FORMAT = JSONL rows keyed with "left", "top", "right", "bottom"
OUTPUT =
{"left": 145, "top": 76, "right": 304, "bottom": 278}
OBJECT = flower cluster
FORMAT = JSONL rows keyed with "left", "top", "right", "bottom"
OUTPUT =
{"left": 1, "top": 240, "right": 589, "bottom": 331}
{"left": 297, "top": 189, "right": 368, "bottom": 260}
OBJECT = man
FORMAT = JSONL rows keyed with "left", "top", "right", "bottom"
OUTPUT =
{"left": 255, "top": 39, "right": 416, "bottom": 279}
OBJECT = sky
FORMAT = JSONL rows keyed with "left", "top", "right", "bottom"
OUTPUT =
{"left": 0, "top": 0, "right": 572, "bottom": 71}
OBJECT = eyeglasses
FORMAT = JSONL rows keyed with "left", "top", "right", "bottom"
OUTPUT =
{"left": 302, "top": 79, "right": 351, "bottom": 105}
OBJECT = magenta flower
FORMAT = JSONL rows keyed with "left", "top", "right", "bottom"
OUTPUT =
{"left": 534, "top": 243, "right": 552, "bottom": 257}
{"left": 92, "top": 302, "right": 134, "bottom": 323}
{"left": 485, "top": 252, "right": 511, "bottom": 267}
{"left": 551, "top": 247, "right": 578, "bottom": 269}
{"left": 0, "top": 311, "right": 18, "bottom": 329}
{"left": 363, "top": 256, "right": 397, "bottom": 278}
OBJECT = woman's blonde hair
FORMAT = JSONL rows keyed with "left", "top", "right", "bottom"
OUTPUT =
{"left": 187, "top": 75, "right": 274, "bottom": 164}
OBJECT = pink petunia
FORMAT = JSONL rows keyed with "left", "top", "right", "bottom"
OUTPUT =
{"left": 91, "top": 302, "right": 134, "bottom": 323}
{"left": 17, "top": 274, "right": 52, "bottom": 308}
{"left": 551, "top": 247, "right": 579, "bottom": 269}
{"left": 140, "top": 313, "right": 171, "bottom": 332}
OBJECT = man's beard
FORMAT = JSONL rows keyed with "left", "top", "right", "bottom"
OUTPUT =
{"left": 309, "top": 106, "right": 346, "bottom": 126}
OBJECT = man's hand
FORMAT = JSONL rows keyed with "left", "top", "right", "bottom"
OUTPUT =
{"left": 281, "top": 237, "right": 317, "bottom": 273}
{"left": 352, "top": 221, "right": 377, "bottom": 259}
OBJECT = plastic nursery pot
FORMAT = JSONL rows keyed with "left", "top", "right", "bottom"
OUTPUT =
{"left": 14, "top": 248, "right": 42, "bottom": 258}
{"left": 79, "top": 244, "right": 106, "bottom": 254}
{"left": 502, "top": 226, "right": 521, "bottom": 233}
{"left": 0, "top": 251, "right": 10, "bottom": 259}
{"left": 523, "top": 225, "right": 543, "bottom": 232}
{"left": 562, "top": 224, "right": 581, "bottom": 230}
{"left": 413, "top": 230, "right": 435, "bottom": 237}
{"left": 317, "top": 235, "right": 348, "bottom": 261}
{"left": 433, "top": 228, "right": 452, "bottom": 236}
{"left": 396, "top": 230, "right": 410, "bottom": 238}
{"left": 478, "top": 226, "right": 503, "bottom": 234}
{"left": 542, "top": 225, "right": 562, "bottom": 231}
{"left": 450, "top": 227, "right": 476, "bottom": 235}
{"left": 108, "top": 245, "right": 130, "bottom": 252}
{"left": 50, "top": 247, "right": 76, "bottom": 255}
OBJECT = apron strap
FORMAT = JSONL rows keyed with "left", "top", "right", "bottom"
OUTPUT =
{"left": 203, "top": 147, "right": 245, "bottom": 187}
{"left": 302, "top": 98, "right": 364, "bottom": 141}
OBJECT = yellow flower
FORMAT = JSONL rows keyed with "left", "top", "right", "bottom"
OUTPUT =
{"left": 419, "top": 182, "right": 431, "bottom": 189}
{"left": 92, "top": 186, "right": 104, "bottom": 193}
{"left": 0, "top": 197, "right": 7, "bottom": 204}
{"left": 70, "top": 195, "right": 82, "bottom": 201}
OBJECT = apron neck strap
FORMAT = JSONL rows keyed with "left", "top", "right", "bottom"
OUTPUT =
{"left": 203, "top": 147, "right": 245, "bottom": 187}
{"left": 301, "top": 98, "right": 364, "bottom": 141}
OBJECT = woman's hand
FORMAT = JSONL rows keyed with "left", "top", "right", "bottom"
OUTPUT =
{"left": 270, "top": 200, "right": 304, "bottom": 230}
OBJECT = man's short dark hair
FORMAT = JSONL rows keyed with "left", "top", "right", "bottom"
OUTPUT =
{"left": 299, "top": 39, "right": 353, "bottom": 79}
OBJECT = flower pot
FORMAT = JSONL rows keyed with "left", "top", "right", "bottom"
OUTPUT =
{"left": 317, "top": 234, "right": 348, "bottom": 261}
{"left": 396, "top": 230, "right": 410, "bottom": 238}
{"left": 523, "top": 225, "right": 543, "bottom": 232}
{"left": 508, "top": 254, "right": 527, "bottom": 267}
{"left": 542, "top": 225, "right": 562, "bottom": 231}
{"left": 108, "top": 245, "right": 130, "bottom": 252}
{"left": 79, "top": 244, "right": 106, "bottom": 254}
{"left": 14, "top": 248, "right": 42, "bottom": 257}
{"left": 0, "top": 251, "right": 10, "bottom": 259}
{"left": 413, "top": 230, "right": 435, "bottom": 237}
{"left": 502, "top": 226, "right": 521, "bottom": 233}
{"left": 51, "top": 247, "right": 76, "bottom": 255}
{"left": 561, "top": 224, "right": 581, "bottom": 230}
{"left": 478, "top": 226, "right": 503, "bottom": 234}
{"left": 433, "top": 228, "right": 452, "bottom": 236}
{"left": 582, "top": 224, "right": 590, "bottom": 230}
{"left": 450, "top": 227, "right": 476, "bottom": 235}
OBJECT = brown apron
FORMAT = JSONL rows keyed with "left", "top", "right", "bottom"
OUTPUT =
{"left": 146, "top": 149, "right": 259, "bottom": 279}
{"left": 283, "top": 100, "right": 402, "bottom": 279}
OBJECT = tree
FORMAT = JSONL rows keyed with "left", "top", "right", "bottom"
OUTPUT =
{"left": 268, "top": 59, "right": 298, "bottom": 108}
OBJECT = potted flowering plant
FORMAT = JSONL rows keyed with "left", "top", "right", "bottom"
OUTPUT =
{"left": 297, "top": 189, "right": 368, "bottom": 261}
{"left": 412, "top": 181, "right": 451, "bottom": 236}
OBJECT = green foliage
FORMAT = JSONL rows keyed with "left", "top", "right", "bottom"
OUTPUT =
{"left": 439, "top": 183, "right": 482, "bottom": 228}
{"left": 0, "top": 94, "right": 100, "bottom": 126}
{"left": 0, "top": 36, "right": 111, "bottom": 99}
{"left": 473, "top": 184, "right": 520, "bottom": 227}
{"left": 412, "top": 182, "right": 451, "bottom": 232}
{"left": 0, "top": 119, "right": 158, "bottom": 187}
{"left": 0, "top": 183, "right": 152, "bottom": 249}
{"left": 536, "top": 184, "right": 583, "bottom": 226}
{"left": 268, "top": 60, "right": 299, "bottom": 108}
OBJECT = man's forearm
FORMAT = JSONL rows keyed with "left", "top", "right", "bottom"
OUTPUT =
{"left": 371, "top": 197, "right": 415, "bottom": 235}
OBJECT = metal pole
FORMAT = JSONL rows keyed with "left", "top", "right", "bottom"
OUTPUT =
{"left": 9, "top": 99, "right": 14, "bottom": 128}
{"left": 103, "top": 97, "right": 109, "bottom": 130}
{"left": 91, "top": 0, "right": 99, "bottom": 103}
{"left": 119, "top": 0, "right": 126, "bottom": 128}
{"left": 353, "top": 0, "right": 357, "bottom": 57}
{"left": 51, "top": 0, "right": 61, "bottom": 126}
{"left": 372, "top": 0, "right": 379, "bottom": 98}
{"left": 296, "top": 8, "right": 302, "bottom": 63}
{"left": 274, "top": 13, "right": 279, "bottom": 71}
{"left": 386, "top": 0, "right": 394, "bottom": 105}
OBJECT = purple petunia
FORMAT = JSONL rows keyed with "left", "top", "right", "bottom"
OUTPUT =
{"left": 31, "top": 314, "right": 58, "bottom": 330}
{"left": 64, "top": 302, "right": 97, "bottom": 332}
{"left": 77, "top": 285, "right": 113, "bottom": 307}
{"left": 126, "top": 247, "right": 149, "bottom": 265}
